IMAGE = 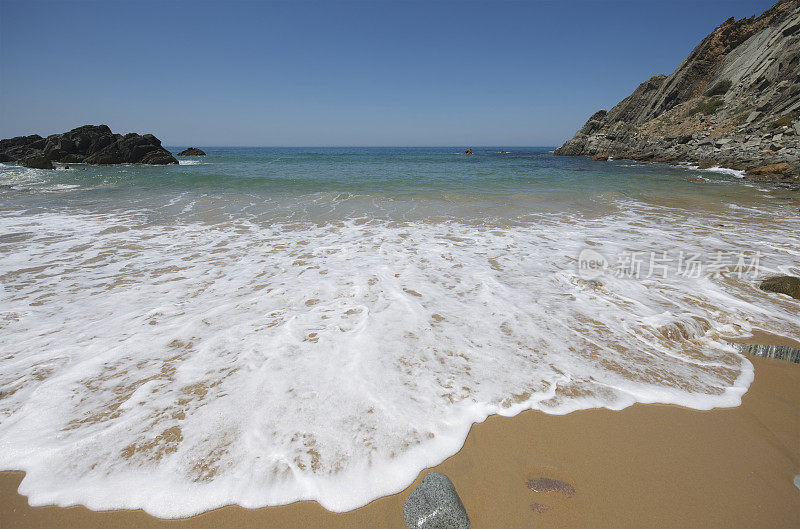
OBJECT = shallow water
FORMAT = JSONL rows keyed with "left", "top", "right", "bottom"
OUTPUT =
{"left": 1, "top": 148, "right": 798, "bottom": 515}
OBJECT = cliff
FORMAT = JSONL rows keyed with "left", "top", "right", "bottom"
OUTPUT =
{"left": 555, "top": 0, "right": 800, "bottom": 186}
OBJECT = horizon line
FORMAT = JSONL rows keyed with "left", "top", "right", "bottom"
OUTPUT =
{"left": 162, "top": 145, "right": 559, "bottom": 149}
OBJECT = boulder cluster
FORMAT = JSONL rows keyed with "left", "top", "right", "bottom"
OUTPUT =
{"left": 0, "top": 125, "right": 178, "bottom": 169}
{"left": 556, "top": 0, "right": 800, "bottom": 186}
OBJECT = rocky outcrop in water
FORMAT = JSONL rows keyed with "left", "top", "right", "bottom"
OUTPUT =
{"left": 759, "top": 275, "right": 800, "bottom": 299}
{"left": 556, "top": 0, "right": 800, "bottom": 186}
{"left": 20, "top": 153, "right": 54, "bottom": 170}
{"left": 177, "top": 147, "right": 206, "bottom": 156}
{"left": 0, "top": 125, "right": 178, "bottom": 167}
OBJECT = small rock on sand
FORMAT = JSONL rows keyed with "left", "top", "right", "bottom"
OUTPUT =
{"left": 403, "top": 472, "right": 470, "bottom": 529}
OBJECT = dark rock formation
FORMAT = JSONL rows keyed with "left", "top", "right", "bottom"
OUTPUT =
{"left": 556, "top": 0, "right": 800, "bottom": 186}
{"left": 0, "top": 135, "right": 45, "bottom": 162}
{"left": 82, "top": 132, "right": 177, "bottom": 165}
{"left": 177, "top": 147, "right": 206, "bottom": 156}
{"left": 759, "top": 275, "right": 800, "bottom": 299}
{"left": 403, "top": 472, "right": 470, "bottom": 529}
{"left": 0, "top": 125, "right": 178, "bottom": 166}
{"left": 20, "top": 153, "right": 54, "bottom": 170}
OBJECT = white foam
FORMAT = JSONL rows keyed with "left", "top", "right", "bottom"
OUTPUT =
{"left": 0, "top": 202, "right": 798, "bottom": 517}
{"left": 178, "top": 159, "right": 208, "bottom": 165}
{"left": 0, "top": 166, "right": 48, "bottom": 188}
{"left": 702, "top": 166, "right": 746, "bottom": 178}
{"left": 676, "top": 163, "right": 746, "bottom": 179}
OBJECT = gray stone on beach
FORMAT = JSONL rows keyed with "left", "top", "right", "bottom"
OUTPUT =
{"left": 403, "top": 472, "right": 470, "bottom": 529}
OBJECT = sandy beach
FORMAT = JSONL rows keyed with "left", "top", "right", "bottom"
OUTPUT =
{"left": 3, "top": 1, "right": 800, "bottom": 527}
{"left": 2, "top": 352, "right": 797, "bottom": 529}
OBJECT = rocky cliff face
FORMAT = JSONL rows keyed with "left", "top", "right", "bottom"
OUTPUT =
{"left": 555, "top": 0, "right": 800, "bottom": 186}
{"left": 0, "top": 125, "right": 178, "bottom": 167}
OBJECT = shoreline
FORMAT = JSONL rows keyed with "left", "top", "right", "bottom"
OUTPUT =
{"left": 2, "top": 353, "right": 798, "bottom": 529}
{"left": 579, "top": 153, "right": 800, "bottom": 190}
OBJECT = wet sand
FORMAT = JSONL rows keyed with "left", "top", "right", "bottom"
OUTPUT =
{"left": 2, "top": 354, "right": 798, "bottom": 529}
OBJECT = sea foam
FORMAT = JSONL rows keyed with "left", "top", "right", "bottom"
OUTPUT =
{"left": 0, "top": 200, "right": 798, "bottom": 516}
{"left": 702, "top": 166, "right": 747, "bottom": 178}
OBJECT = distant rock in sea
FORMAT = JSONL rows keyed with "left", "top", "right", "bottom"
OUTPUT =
{"left": 177, "top": 147, "right": 206, "bottom": 156}
{"left": 555, "top": 0, "right": 800, "bottom": 186}
{"left": 0, "top": 125, "right": 178, "bottom": 167}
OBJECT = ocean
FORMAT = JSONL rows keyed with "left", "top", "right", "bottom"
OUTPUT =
{"left": 1, "top": 147, "right": 798, "bottom": 516}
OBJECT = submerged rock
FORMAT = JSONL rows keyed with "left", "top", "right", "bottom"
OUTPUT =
{"left": 403, "top": 472, "right": 470, "bottom": 529}
{"left": 729, "top": 342, "right": 800, "bottom": 364}
{"left": 759, "top": 275, "right": 800, "bottom": 299}
{"left": 20, "top": 153, "right": 53, "bottom": 170}
{"left": 526, "top": 477, "right": 576, "bottom": 497}
{"left": 177, "top": 147, "right": 206, "bottom": 156}
{"left": 530, "top": 502, "right": 553, "bottom": 514}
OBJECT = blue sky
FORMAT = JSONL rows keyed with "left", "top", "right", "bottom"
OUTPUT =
{"left": 0, "top": 0, "right": 776, "bottom": 146}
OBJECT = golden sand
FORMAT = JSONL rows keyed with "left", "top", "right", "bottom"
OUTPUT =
{"left": 1, "top": 354, "right": 798, "bottom": 529}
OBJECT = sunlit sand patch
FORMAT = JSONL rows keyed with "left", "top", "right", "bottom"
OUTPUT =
{"left": 121, "top": 426, "right": 184, "bottom": 463}
{"left": 190, "top": 439, "right": 233, "bottom": 482}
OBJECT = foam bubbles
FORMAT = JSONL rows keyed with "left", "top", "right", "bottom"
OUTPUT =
{"left": 702, "top": 166, "right": 747, "bottom": 178}
{"left": 0, "top": 199, "right": 798, "bottom": 517}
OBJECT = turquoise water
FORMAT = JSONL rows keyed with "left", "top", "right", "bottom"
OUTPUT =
{"left": 2, "top": 147, "right": 787, "bottom": 222}
{"left": 1, "top": 149, "right": 799, "bottom": 515}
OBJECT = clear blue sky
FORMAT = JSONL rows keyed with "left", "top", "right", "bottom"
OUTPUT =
{"left": 0, "top": 0, "right": 776, "bottom": 146}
